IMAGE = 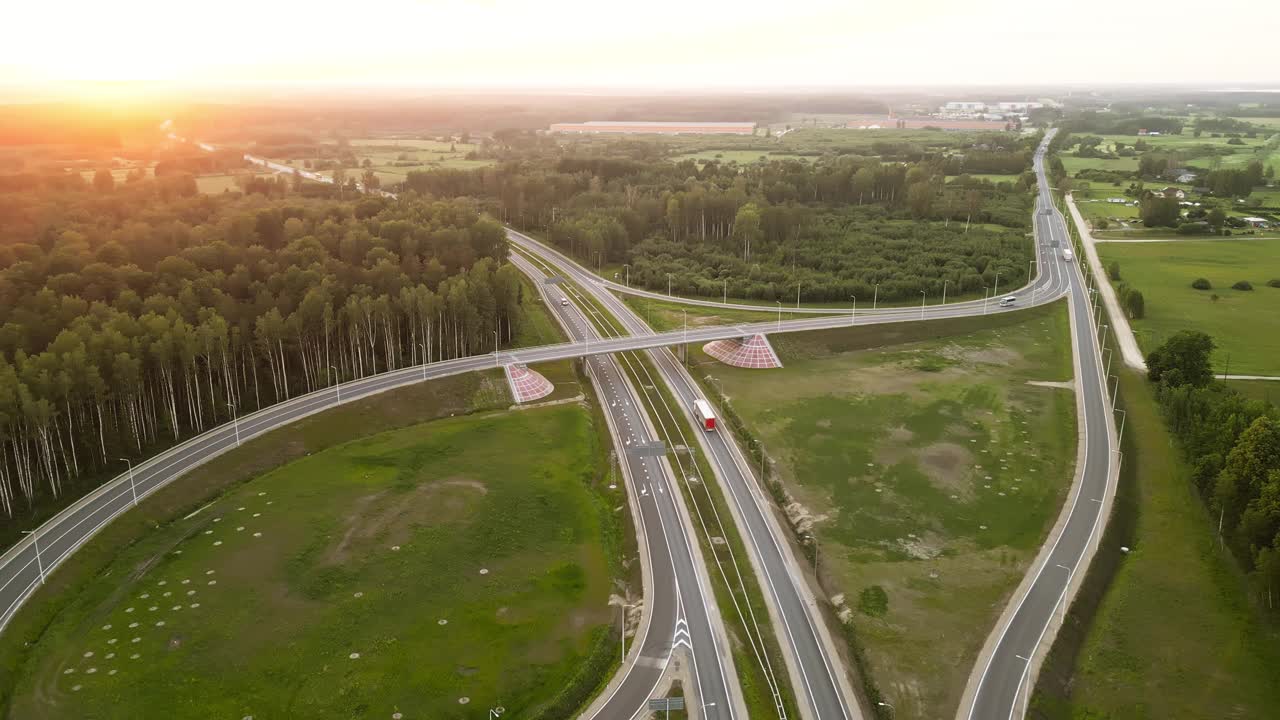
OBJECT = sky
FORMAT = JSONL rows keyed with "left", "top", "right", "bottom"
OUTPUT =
{"left": 4, "top": 0, "right": 1278, "bottom": 92}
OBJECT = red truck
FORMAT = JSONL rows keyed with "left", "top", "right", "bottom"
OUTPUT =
{"left": 693, "top": 399, "right": 717, "bottom": 431}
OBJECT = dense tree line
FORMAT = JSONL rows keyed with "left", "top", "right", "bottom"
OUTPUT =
{"left": 1147, "top": 332, "right": 1280, "bottom": 608}
{"left": 0, "top": 178, "right": 524, "bottom": 525}
{"left": 396, "top": 135, "right": 1037, "bottom": 303}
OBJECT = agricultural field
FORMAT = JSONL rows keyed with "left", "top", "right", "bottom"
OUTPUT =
{"left": 194, "top": 172, "right": 277, "bottom": 194}
{"left": 3, "top": 400, "right": 619, "bottom": 720}
{"left": 1096, "top": 238, "right": 1280, "bottom": 375}
{"left": 1032, "top": 370, "right": 1280, "bottom": 720}
{"left": 698, "top": 303, "right": 1076, "bottom": 720}
{"left": 264, "top": 137, "right": 491, "bottom": 188}
{"left": 947, "top": 173, "right": 1022, "bottom": 185}
{"left": 671, "top": 149, "right": 812, "bottom": 165}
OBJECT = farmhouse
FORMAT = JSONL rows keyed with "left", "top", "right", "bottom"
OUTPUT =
{"left": 548, "top": 121, "right": 755, "bottom": 135}
{"left": 1161, "top": 187, "right": 1186, "bottom": 199}
{"left": 1241, "top": 216, "right": 1271, "bottom": 228}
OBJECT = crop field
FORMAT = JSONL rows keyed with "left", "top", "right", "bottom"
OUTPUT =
{"left": 698, "top": 302, "right": 1076, "bottom": 719}
{"left": 1096, "top": 238, "right": 1280, "bottom": 375}
{"left": 947, "top": 173, "right": 1022, "bottom": 185}
{"left": 4, "top": 402, "right": 617, "bottom": 720}
{"left": 671, "top": 149, "right": 812, "bottom": 164}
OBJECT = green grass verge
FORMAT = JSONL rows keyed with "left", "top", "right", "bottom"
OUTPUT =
{"left": 620, "top": 295, "right": 789, "bottom": 332}
{"left": 1095, "top": 238, "right": 1280, "bottom": 375}
{"left": 6, "top": 403, "right": 618, "bottom": 720}
{"left": 696, "top": 301, "right": 1077, "bottom": 720}
{"left": 1030, "top": 368, "right": 1280, "bottom": 720}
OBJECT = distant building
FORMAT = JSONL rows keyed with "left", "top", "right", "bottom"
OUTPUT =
{"left": 548, "top": 121, "right": 756, "bottom": 135}
{"left": 996, "top": 101, "right": 1044, "bottom": 112}
{"left": 942, "top": 101, "right": 987, "bottom": 115}
{"left": 1161, "top": 187, "right": 1186, "bottom": 199}
{"left": 1241, "top": 216, "right": 1270, "bottom": 228}
{"left": 1176, "top": 172, "right": 1198, "bottom": 184}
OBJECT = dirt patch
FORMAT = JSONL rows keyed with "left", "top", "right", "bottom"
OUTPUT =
{"left": 918, "top": 443, "right": 974, "bottom": 496}
{"left": 816, "top": 419, "right": 832, "bottom": 429}
{"left": 874, "top": 426, "right": 917, "bottom": 468}
{"left": 322, "top": 478, "right": 487, "bottom": 566}
{"left": 1027, "top": 380, "right": 1075, "bottom": 391}
{"left": 962, "top": 346, "right": 1023, "bottom": 366}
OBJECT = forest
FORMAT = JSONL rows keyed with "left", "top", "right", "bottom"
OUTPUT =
{"left": 1147, "top": 332, "right": 1280, "bottom": 608}
{"left": 397, "top": 132, "right": 1039, "bottom": 303}
{"left": 0, "top": 175, "right": 526, "bottom": 533}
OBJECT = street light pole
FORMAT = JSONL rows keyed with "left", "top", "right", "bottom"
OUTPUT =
{"left": 623, "top": 264, "right": 630, "bottom": 287}
{"left": 775, "top": 300, "right": 781, "bottom": 332}
{"left": 419, "top": 343, "right": 427, "bottom": 381}
{"left": 850, "top": 296, "right": 856, "bottom": 326}
{"left": 667, "top": 273, "right": 673, "bottom": 297}
{"left": 983, "top": 286, "right": 989, "bottom": 315}
{"left": 920, "top": 290, "right": 926, "bottom": 320}
{"left": 993, "top": 271, "right": 1001, "bottom": 301}
{"left": 723, "top": 278, "right": 728, "bottom": 304}
{"left": 229, "top": 402, "right": 241, "bottom": 447}
{"left": 796, "top": 280, "right": 801, "bottom": 309}
{"left": 873, "top": 283, "right": 879, "bottom": 309}
{"left": 119, "top": 457, "right": 138, "bottom": 506}
{"left": 942, "top": 279, "right": 949, "bottom": 306}
{"left": 330, "top": 365, "right": 341, "bottom": 404}
{"left": 20, "top": 530, "right": 45, "bottom": 586}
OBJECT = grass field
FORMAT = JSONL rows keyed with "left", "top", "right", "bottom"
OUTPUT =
{"left": 948, "top": 173, "right": 1022, "bottom": 185}
{"left": 1096, "top": 238, "right": 1280, "bottom": 375}
{"left": 698, "top": 302, "right": 1076, "bottom": 719}
{"left": 4, "top": 400, "right": 618, "bottom": 720}
{"left": 1231, "top": 378, "right": 1280, "bottom": 406}
{"left": 194, "top": 172, "right": 276, "bottom": 194}
{"left": 671, "top": 150, "right": 812, "bottom": 164}
{"left": 1032, "top": 368, "right": 1280, "bottom": 720}
{"left": 265, "top": 137, "right": 492, "bottom": 188}
{"left": 620, "top": 294, "right": 794, "bottom": 332}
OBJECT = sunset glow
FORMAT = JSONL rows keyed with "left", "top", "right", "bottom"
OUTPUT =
{"left": 6, "top": 0, "right": 1278, "bottom": 92}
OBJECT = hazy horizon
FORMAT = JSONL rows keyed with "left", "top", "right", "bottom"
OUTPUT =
{"left": 5, "top": 0, "right": 1278, "bottom": 99}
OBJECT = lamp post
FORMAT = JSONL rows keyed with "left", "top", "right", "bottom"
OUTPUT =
{"left": 983, "top": 286, "right": 990, "bottom": 315}
{"left": 667, "top": 273, "right": 673, "bottom": 297}
{"left": 723, "top": 277, "right": 729, "bottom": 304}
{"left": 330, "top": 365, "right": 342, "bottom": 404}
{"left": 229, "top": 402, "right": 241, "bottom": 447}
{"left": 850, "top": 296, "right": 857, "bottom": 326}
{"left": 942, "top": 279, "right": 949, "bottom": 306}
{"left": 493, "top": 329, "right": 499, "bottom": 354}
{"left": 419, "top": 343, "right": 427, "bottom": 380}
{"left": 119, "top": 457, "right": 138, "bottom": 506}
{"left": 873, "top": 283, "right": 879, "bottom": 309}
{"left": 796, "top": 280, "right": 802, "bottom": 309}
{"left": 20, "top": 530, "right": 44, "bottom": 586}
{"left": 775, "top": 300, "right": 782, "bottom": 332}
{"left": 920, "top": 290, "right": 926, "bottom": 320}
{"left": 682, "top": 309, "right": 688, "bottom": 366}
{"left": 623, "top": 264, "right": 631, "bottom": 287}
{"left": 993, "top": 271, "right": 1001, "bottom": 302}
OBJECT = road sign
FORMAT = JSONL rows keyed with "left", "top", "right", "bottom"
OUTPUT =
{"left": 648, "top": 697, "right": 686, "bottom": 711}
{"left": 627, "top": 441, "right": 667, "bottom": 457}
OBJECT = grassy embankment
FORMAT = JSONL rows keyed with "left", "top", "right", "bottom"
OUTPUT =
{"left": 695, "top": 302, "right": 1077, "bottom": 720}
{"left": 5, "top": 400, "right": 620, "bottom": 720}
{"left": 1096, "top": 238, "right": 1280, "bottom": 376}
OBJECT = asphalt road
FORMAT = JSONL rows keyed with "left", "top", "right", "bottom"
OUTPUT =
{"left": 963, "top": 131, "right": 1118, "bottom": 720}
{"left": 510, "top": 252, "right": 740, "bottom": 720}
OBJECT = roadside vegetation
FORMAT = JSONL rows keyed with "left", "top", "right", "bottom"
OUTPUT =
{"left": 696, "top": 302, "right": 1076, "bottom": 719}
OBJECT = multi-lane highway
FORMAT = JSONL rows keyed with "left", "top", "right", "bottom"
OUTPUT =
{"left": 0, "top": 129, "right": 1116, "bottom": 720}
{"left": 511, "top": 252, "right": 743, "bottom": 720}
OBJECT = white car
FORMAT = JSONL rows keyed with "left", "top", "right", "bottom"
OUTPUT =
{"left": 560, "top": 297, "right": 570, "bottom": 306}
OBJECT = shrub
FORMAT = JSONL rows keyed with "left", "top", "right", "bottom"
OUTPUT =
{"left": 1192, "top": 278, "right": 1212, "bottom": 290}
{"left": 1211, "top": 293, "right": 1220, "bottom": 302}
{"left": 1232, "top": 280, "right": 1253, "bottom": 291}
{"left": 857, "top": 585, "right": 890, "bottom": 617}
{"left": 1108, "top": 261, "right": 1121, "bottom": 281}
{"left": 1267, "top": 279, "right": 1280, "bottom": 288}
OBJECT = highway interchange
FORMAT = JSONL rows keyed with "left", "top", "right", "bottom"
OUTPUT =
{"left": 0, "top": 130, "right": 1119, "bottom": 720}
